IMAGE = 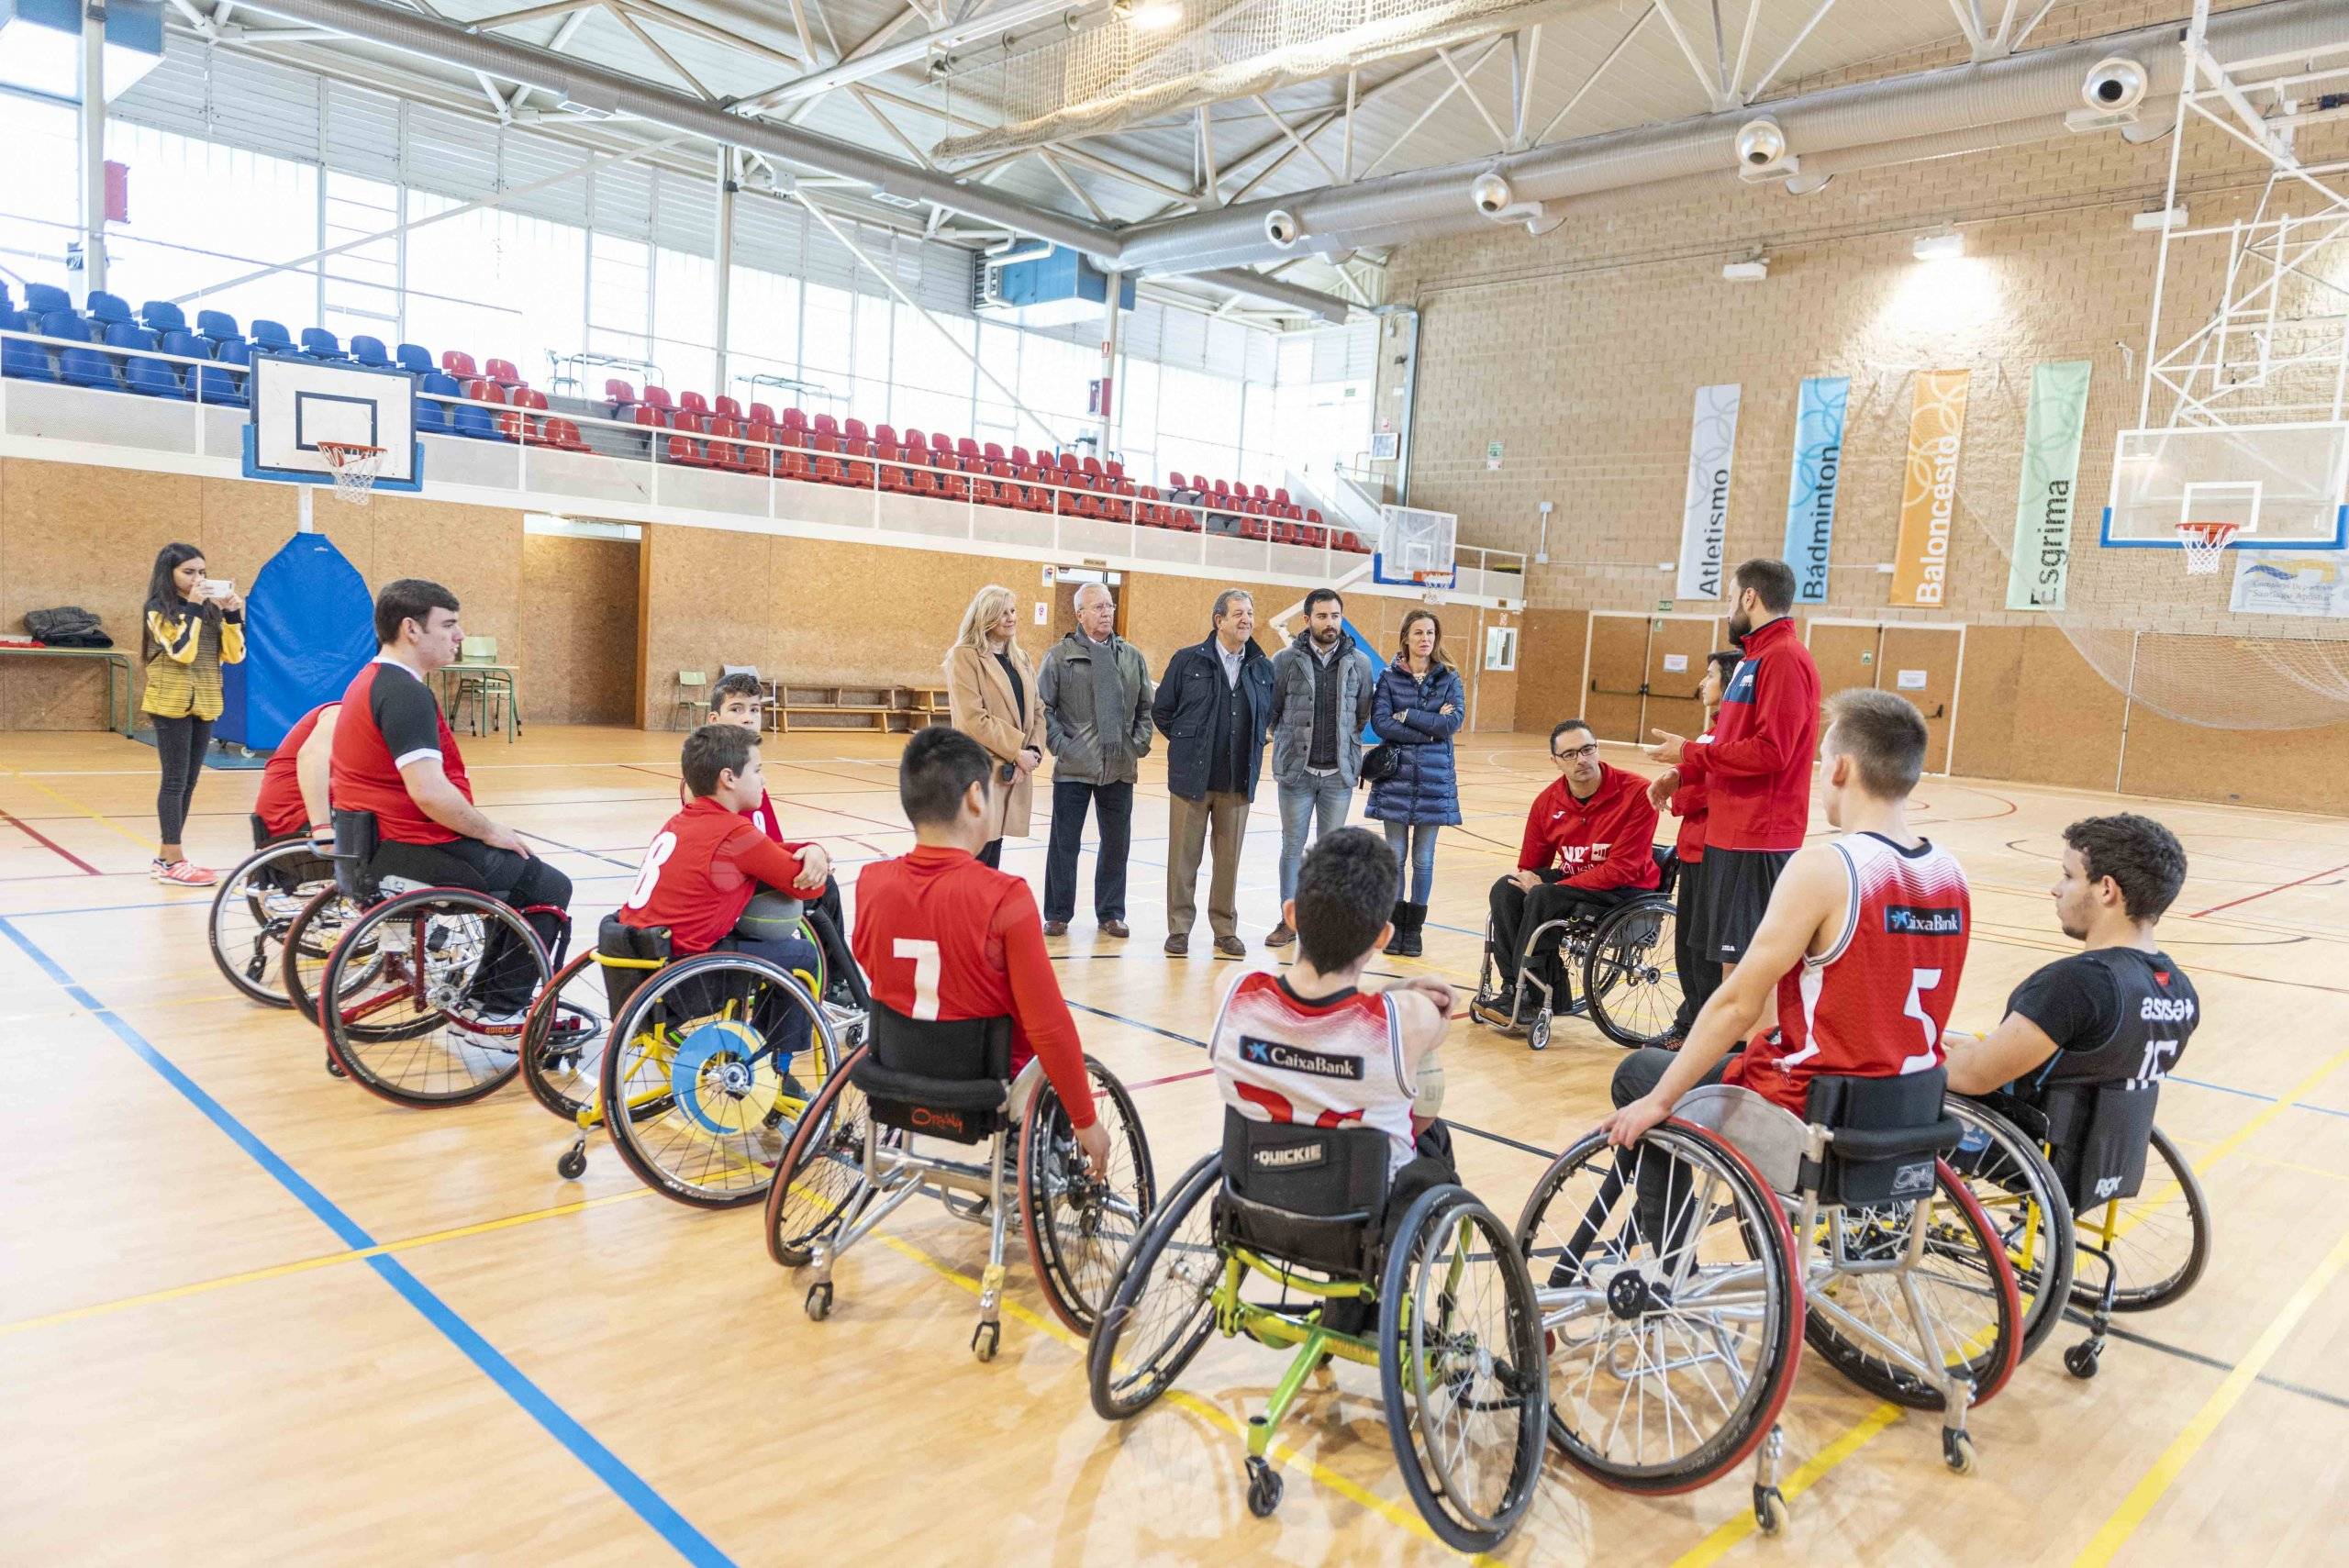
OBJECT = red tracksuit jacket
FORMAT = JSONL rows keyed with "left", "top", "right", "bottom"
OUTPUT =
{"left": 1676, "top": 616, "right": 1820, "bottom": 852}
{"left": 1518, "top": 763, "right": 1662, "bottom": 892}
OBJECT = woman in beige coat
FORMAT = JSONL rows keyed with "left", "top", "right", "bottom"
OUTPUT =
{"left": 945, "top": 584, "right": 1047, "bottom": 867}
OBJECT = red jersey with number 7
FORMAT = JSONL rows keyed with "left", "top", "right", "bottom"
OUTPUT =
{"left": 852, "top": 844, "right": 1097, "bottom": 1130}
{"left": 1727, "top": 831, "right": 1970, "bottom": 1116}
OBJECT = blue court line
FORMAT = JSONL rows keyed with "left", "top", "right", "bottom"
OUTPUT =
{"left": 2167, "top": 1073, "right": 2349, "bottom": 1121}
{"left": 0, "top": 916, "right": 735, "bottom": 1567}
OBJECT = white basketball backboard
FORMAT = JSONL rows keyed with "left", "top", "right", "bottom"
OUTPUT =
{"left": 1374, "top": 505, "right": 1457, "bottom": 588}
{"left": 2103, "top": 422, "right": 2349, "bottom": 550}
{"left": 242, "top": 355, "right": 423, "bottom": 492}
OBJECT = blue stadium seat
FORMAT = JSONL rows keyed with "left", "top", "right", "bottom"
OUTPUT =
{"left": 160, "top": 328, "right": 208, "bottom": 361}
{"left": 417, "top": 371, "right": 460, "bottom": 434}
{"left": 250, "top": 319, "right": 293, "bottom": 352}
{"left": 2, "top": 334, "right": 56, "bottom": 382}
{"left": 24, "top": 283, "right": 72, "bottom": 317}
{"left": 350, "top": 335, "right": 390, "bottom": 368}
{"left": 452, "top": 401, "right": 500, "bottom": 440}
{"left": 395, "top": 342, "right": 433, "bottom": 374}
{"left": 85, "top": 292, "right": 132, "bottom": 325}
{"left": 141, "top": 299, "right": 186, "bottom": 334}
{"left": 0, "top": 283, "right": 12, "bottom": 315}
{"left": 39, "top": 310, "right": 95, "bottom": 343}
{"left": 299, "top": 327, "right": 344, "bottom": 360}
{"left": 60, "top": 346, "right": 121, "bottom": 391}
{"left": 114, "top": 326, "right": 188, "bottom": 398}
{"left": 195, "top": 308, "right": 240, "bottom": 343}
{"left": 0, "top": 307, "right": 21, "bottom": 331}
{"left": 197, "top": 339, "right": 250, "bottom": 407}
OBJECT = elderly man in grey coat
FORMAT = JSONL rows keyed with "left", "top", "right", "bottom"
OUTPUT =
{"left": 1264, "top": 586, "right": 1376, "bottom": 947}
{"left": 1037, "top": 581, "right": 1155, "bottom": 938}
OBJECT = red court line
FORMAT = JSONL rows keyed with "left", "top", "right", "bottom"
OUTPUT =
{"left": 2192, "top": 859, "right": 2349, "bottom": 918}
{"left": 0, "top": 808, "right": 100, "bottom": 876}
{"left": 1125, "top": 1066, "right": 1216, "bottom": 1091}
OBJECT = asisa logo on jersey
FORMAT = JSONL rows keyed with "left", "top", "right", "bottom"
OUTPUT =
{"left": 1883, "top": 904, "right": 1964, "bottom": 936}
{"left": 2141, "top": 995, "right": 2196, "bottom": 1023}
{"left": 1240, "top": 1037, "right": 1364, "bottom": 1081}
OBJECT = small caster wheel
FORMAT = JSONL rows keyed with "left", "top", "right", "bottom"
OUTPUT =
{"left": 1753, "top": 1485, "right": 1787, "bottom": 1535}
{"left": 1244, "top": 1457, "right": 1283, "bottom": 1518}
{"left": 2065, "top": 1341, "right": 2102, "bottom": 1380}
{"left": 556, "top": 1143, "right": 587, "bottom": 1181}
{"left": 1528, "top": 1011, "right": 1552, "bottom": 1052}
{"left": 805, "top": 1282, "right": 833, "bottom": 1322}
{"left": 1942, "top": 1428, "right": 1976, "bottom": 1475}
{"left": 325, "top": 1053, "right": 347, "bottom": 1079}
{"left": 972, "top": 1320, "right": 1000, "bottom": 1362}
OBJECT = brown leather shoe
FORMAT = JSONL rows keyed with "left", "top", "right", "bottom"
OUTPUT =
{"left": 1098, "top": 918, "right": 1130, "bottom": 939}
{"left": 1163, "top": 932, "right": 1189, "bottom": 956}
{"left": 1264, "top": 922, "right": 1297, "bottom": 947}
{"left": 1042, "top": 919, "right": 1068, "bottom": 937}
{"left": 1215, "top": 934, "right": 1247, "bottom": 959}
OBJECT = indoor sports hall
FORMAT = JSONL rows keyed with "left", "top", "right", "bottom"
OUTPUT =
{"left": 3, "top": 0, "right": 2345, "bottom": 1562}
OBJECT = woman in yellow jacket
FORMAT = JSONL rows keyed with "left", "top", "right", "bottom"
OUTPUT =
{"left": 142, "top": 542, "right": 245, "bottom": 886}
{"left": 945, "top": 584, "right": 1046, "bottom": 868}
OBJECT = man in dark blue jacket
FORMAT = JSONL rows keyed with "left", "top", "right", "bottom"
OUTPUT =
{"left": 1152, "top": 588, "right": 1276, "bottom": 957}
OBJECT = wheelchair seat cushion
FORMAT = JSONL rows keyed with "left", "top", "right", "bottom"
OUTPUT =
{"left": 1215, "top": 1111, "right": 1391, "bottom": 1280}
{"left": 596, "top": 915, "right": 672, "bottom": 1014}
{"left": 852, "top": 1003, "right": 1014, "bottom": 1143}
{"left": 1802, "top": 1069, "right": 1960, "bottom": 1207}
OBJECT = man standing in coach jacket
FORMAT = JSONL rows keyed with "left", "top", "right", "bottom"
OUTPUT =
{"left": 1264, "top": 587, "right": 1375, "bottom": 948}
{"left": 1154, "top": 589, "right": 1276, "bottom": 959}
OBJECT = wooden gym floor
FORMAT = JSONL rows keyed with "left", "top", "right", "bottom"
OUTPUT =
{"left": 3, "top": 724, "right": 2344, "bottom": 1566}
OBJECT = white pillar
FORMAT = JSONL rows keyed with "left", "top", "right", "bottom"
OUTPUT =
{"left": 81, "top": 8, "right": 108, "bottom": 294}
{"left": 712, "top": 149, "right": 736, "bottom": 394}
{"left": 1098, "top": 268, "right": 1123, "bottom": 454}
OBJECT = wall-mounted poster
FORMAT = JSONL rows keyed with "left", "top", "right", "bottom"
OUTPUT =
{"left": 1890, "top": 369, "right": 1972, "bottom": 606}
{"left": 1779, "top": 375, "right": 1850, "bottom": 605}
{"left": 1675, "top": 384, "right": 1742, "bottom": 600}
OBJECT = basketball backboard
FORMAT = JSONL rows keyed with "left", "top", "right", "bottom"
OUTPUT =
{"left": 241, "top": 356, "right": 424, "bottom": 492}
{"left": 1374, "top": 505, "right": 1457, "bottom": 588}
{"left": 2102, "top": 422, "right": 2349, "bottom": 551}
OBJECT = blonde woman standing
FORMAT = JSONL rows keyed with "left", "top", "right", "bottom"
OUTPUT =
{"left": 945, "top": 584, "right": 1047, "bottom": 868}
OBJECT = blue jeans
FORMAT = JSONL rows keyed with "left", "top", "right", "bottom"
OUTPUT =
{"left": 1277, "top": 774, "right": 1354, "bottom": 904}
{"left": 1383, "top": 821, "right": 1440, "bottom": 903}
{"left": 717, "top": 930, "right": 821, "bottom": 1071}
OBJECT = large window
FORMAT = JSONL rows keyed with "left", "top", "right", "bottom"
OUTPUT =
{"left": 100, "top": 123, "right": 317, "bottom": 333}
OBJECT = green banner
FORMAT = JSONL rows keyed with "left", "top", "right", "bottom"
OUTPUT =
{"left": 2007, "top": 360, "right": 2093, "bottom": 611}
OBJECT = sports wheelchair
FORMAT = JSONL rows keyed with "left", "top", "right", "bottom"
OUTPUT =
{"left": 1948, "top": 1085, "right": 2210, "bottom": 1380}
{"left": 1514, "top": 1069, "right": 2022, "bottom": 1535}
{"left": 515, "top": 906, "right": 857, "bottom": 1207}
{"left": 765, "top": 1003, "right": 1154, "bottom": 1361}
{"left": 1087, "top": 1113, "right": 1548, "bottom": 1553}
{"left": 208, "top": 816, "right": 341, "bottom": 1007}
{"left": 284, "top": 808, "right": 578, "bottom": 1107}
{"left": 1471, "top": 847, "right": 1684, "bottom": 1051}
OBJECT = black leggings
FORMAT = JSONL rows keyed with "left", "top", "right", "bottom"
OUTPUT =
{"left": 153, "top": 714, "right": 215, "bottom": 846}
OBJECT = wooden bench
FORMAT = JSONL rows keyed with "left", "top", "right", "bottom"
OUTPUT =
{"left": 774, "top": 685, "right": 958, "bottom": 733}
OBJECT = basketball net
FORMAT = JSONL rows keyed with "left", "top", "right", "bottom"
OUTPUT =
{"left": 317, "top": 441, "right": 385, "bottom": 506}
{"left": 2175, "top": 521, "right": 2239, "bottom": 575}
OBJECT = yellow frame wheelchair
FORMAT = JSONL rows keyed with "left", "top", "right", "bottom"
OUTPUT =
{"left": 1086, "top": 1112, "right": 1549, "bottom": 1553}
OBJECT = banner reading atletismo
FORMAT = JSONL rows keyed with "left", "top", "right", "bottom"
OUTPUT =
{"left": 1778, "top": 375, "right": 1850, "bottom": 605}
{"left": 1675, "top": 384, "right": 1742, "bottom": 600}
{"left": 1890, "top": 369, "right": 1972, "bottom": 607}
{"left": 2005, "top": 360, "right": 2092, "bottom": 611}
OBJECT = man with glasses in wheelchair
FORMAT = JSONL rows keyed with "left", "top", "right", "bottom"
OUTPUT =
{"left": 1470, "top": 717, "right": 1660, "bottom": 1033}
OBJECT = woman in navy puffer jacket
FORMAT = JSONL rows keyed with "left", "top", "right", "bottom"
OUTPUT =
{"left": 1365, "top": 608, "right": 1464, "bottom": 956}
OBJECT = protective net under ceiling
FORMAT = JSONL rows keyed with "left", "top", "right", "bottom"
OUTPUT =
{"left": 930, "top": 0, "right": 1557, "bottom": 162}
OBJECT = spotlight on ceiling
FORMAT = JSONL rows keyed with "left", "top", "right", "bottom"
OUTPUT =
{"left": 1912, "top": 227, "right": 1965, "bottom": 262}
{"left": 1721, "top": 256, "right": 1768, "bottom": 283}
{"left": 1127, "top": 0, "right": 1182, "bottom": 30}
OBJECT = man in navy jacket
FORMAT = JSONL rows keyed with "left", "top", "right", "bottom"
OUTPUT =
{"left": 1152, "top": 589, "right": 1276, "bottom": 957}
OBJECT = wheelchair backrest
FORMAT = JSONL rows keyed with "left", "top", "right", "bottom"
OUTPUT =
{"left": 1216, "top": 1109, "right": 1392, "bottom": 1280}
{"left": 851, "top": 1002, "right": 1015, "bottom": 1144}
{"left": 2041, "top": 1081, "right": 2161, "bottom": 1212}
{"left": 1801, "top": 1068, "right": 1961, "bottom": 1207}
{"left": 1651, "top": 845, "right": 1680, "bottom": 899}
{"left": 596, "top": 915, "right": 671, "bottom": 1014}
{"left": 329, "top": 808, "right": 381, "bottom": 901}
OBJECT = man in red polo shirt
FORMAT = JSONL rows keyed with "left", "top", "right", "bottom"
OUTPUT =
{"left": 253, "top": 701, "right": 340, "bottom": 844}
{"left": 331, "top": 578, "right": 572, "bottom": 1022}
{"left": 1472, "top": 717, "right": 1660, "bottom": 1029}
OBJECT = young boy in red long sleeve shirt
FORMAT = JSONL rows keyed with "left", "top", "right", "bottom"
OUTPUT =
{"left": 1473, "top": 717, "right": 1661, "bottom": 1030}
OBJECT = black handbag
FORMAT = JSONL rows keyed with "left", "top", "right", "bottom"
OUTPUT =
{"left": 1359, "top": 743, "right": 1399, "bottom": 787}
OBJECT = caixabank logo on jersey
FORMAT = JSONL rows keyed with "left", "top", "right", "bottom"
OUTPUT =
{"left": 1240, "top": 1037, "right": 1365, "bottom": 1081}
{"left": 1883, "top": 904, "right": 1965, "bottom": 936}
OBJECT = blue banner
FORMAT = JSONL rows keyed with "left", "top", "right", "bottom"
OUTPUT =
{"left": 1779, "top": 375, "right": 1850, "bottom": 605}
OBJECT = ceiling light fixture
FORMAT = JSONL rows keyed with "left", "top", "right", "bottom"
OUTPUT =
{"left": 0, "top": 0, "right": 81, "bottom": 99}
{"left": 1912, "top": 227, "right": 1965, "bottom": 261}
{"left": 1130, "top": 2, "right": 1182, "bottom": 31}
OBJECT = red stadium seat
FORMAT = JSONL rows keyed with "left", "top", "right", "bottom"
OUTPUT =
{"left": 741, "top": 422, "right": 776, "bottom": 475}
{"left": 484, "top": 358, "right": 522, "bottom": 388}
{"left": 714, "top": 395, "right": 743, "bottom": 420}
{"left": 931, "top": 447, "right": 968, "bottom": 500}
{"left": 1082, "top": 456, "right": 1105, "bottom": 482}
{"left": 605, "top": 378, "right": 637, "bottom": 409}
{"left": 1010, "top": 446, "right": 1034, "bottom": 469}
{"left": 678, "top": 390, "right": 709, "bottom": 417}
{"left": 749, "top": 402, "right": 778, "bottom": 427}
{"left": 781, "top": 406, "right": 808, "bottom": 435}
{"left": 463, "top": 378, "right": 503, "bottom": 404}
{"left": 983, "top": 441, "right": 1006, "bottom": 465}
{"left": 441, "top": 350, "right": 478, "bottom": 380}
{"left": 958, "top": 437, "right": 984, "bottom": 469}
{"left": 641, "top": 385, "right": 674, "bottom": 417}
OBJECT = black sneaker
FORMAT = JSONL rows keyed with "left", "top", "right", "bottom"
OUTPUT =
{"left": 1470, "top": 988, "right": 1521, "bottom": 1030}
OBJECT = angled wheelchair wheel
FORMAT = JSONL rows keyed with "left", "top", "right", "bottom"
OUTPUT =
{"left": 1948, "top": 1097, "right": 2076, "bottom": 1363}
{"left": 519, "top": 951, "right": 608, "bottom": 1124}
{"left": 1379, "top": 1186, "right": 1548, "bottom": 1554}
{"left": 1802, "top": 1160, "right": 2023, "bottom": 1410}
{"left": 209, "top": 840, "right": 335, "bottom": 1006}
{"left": 2075, "top": 1125, "right": 2210, "bottom": 1313}
{"left": 1088, "top": 1151, "right": 1222, "bottom": 1421}
{"left": 318, "top": 888, "right": 545, "bottom": 1107}
{"left": 1582, "top": 897, "right": 1684, "bottom": 1049}
{"left": 280, "top": 885, "right": 376, "bottom": 1029}
{"left": 1021, "top": 1055, "right": 1157, "bottom": 1336}
{"left": 603, "top": 952, "right": 841, "bottom": 1207}
{"left": 766, "top": 1043, "right": 882, "bottom": 1265}
{"left": 1514, "top": 1123, "right": 1801, "bottom": 1494}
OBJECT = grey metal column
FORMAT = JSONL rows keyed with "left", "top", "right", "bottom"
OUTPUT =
{"left": 80, "top": 6, "right": 108, "bottom": 293}
{"left": 712, "top": 148, "right": 736, "bottom": 394}
{"left": 1098, "top": 268, "right": 1122, "bottom": 457}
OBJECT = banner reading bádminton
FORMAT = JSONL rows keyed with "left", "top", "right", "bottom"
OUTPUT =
{"left": 1675, "top": 384, "right": 1742, "bottom": 600}
{"left": 1890, "top": 369, "right": 1972, "bottom": 606}
{"left": 1779, "top": 375, "right": 1850, "bottom": 605}
{"left": 2005, "top": 360, "right": 2092, "bottom": 611}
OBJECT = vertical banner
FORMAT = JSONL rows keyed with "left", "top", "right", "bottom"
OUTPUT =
{"left": 1778, "top": 375, "right": 1851, "bottom": 605}
{"left": 1890, "top": 369, "right": 1972, "bottom": 606}
{"left": 2006, "top": 360, "right": 2093, "bottom": 611}
{"left": 1675, "top": 384, "right": 1742, "bottom": 600}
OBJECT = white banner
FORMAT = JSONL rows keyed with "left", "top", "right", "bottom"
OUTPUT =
{"left": 1675, "top": 384, "right": 1742, "bottom": 600}
{"left": 2230, "top": 549, "right": 2349, "bottom": 617}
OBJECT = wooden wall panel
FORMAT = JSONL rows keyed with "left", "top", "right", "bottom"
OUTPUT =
{"left": 365, "top": 496, "right": 524, "bottom": 669}
{"left": 2120, "top": 708, "right": 2349, "bottom": 816}
{"left": 521, "top": 534, "right": 640, "bottom": 725}
{"left": 1949, "top": 624, "right": 2024, "bottom": 782}
{"left": 639, "top": 523, "right": 776, "bottom": 724}
{"left": 769, "top": 538, "right": 1026, "bottom": 691}
{"left": 2007, "top": 627, "right": 2126, "bottom": 792}
{"left": 1513, "top": 607, "right": 1587, "bottom": 733}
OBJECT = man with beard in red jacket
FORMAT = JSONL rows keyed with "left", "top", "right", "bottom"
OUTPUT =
{"left": 1473, "top": 718, "right": 1661, "bottom": 1030}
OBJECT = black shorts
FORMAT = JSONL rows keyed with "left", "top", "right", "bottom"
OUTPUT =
{"left": 1701, "top": 847, "right": 1793, "bottom": 962}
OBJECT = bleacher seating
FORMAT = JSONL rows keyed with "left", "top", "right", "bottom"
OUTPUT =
{"left": 397, "top": 343, "right": 434, "bottom": 374}
{"left": 140, "top": 300, "right": 186, "bottom": 335}
{"left": 250, "top": 319, "right": 294, "bottom": 353}
{"left": 351, "top": 335, "right": 392, "bottom": 368}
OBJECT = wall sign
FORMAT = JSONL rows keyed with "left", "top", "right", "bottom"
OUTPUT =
{"left": 1675, "top": 384, "right": 1742, "bottom": 600}
{"left": 1896, "top": 668, "right": 1928, "bottom": 690}
{"left": 1370, "top": 431, "right": 1400, "bottom": 460}
{"left": 2006, "top": 360, "right": 2093, "bottom": 611}
{"left": 1779, "top": 375, "right": 1851, "bottom": 605}
{"left": 1662, "top": 653, "right": 1688, "bottom": 673}
{"left": 1486, "top": 439, "right": 1504, "bottom": 470}
{"left": 1890, "top": 369, "right": 1973, "bottom": 607}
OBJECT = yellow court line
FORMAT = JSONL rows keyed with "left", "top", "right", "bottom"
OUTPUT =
{"left": 0, "top": 1186, "right": 656, "bottom": 1338}
{"left": 0, "top": 760, "right": 158, "bottom": 852}
{"left": 1669, "top": 1403, "right": 1906, "bottom": 1568}
{"left": 2071, "top": 1217, "right": 2349, "bottom": 1567}
{"left": 2182, "top": 1042, "right": 2349, "bottom": 1176}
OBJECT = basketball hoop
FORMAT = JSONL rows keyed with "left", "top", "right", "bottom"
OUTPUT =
{"left": 2175, "top": 520, "right": 2240, "bottom": 574}
{"left": 317, "top": 441, "right": 386, "bottom": 506}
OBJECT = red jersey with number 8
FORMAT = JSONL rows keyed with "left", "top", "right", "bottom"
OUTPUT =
{"left": 1727, "top": 831, "right": 1970, "bottom": 1116}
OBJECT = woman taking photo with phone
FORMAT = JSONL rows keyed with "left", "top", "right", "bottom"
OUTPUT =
{"left": 141, "top": 542, "right": 245, "bottom": 886}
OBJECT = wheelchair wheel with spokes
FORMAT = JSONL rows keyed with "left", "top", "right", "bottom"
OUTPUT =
{"left": 519, "top": 951, "right": 609, "bottom": 1124}
{"left": 1948, "top": 1097, "right": 2076, "bottom": 1362}
{"left": 2076, "top": 1125, "right": 2210, "bottom": 1313}
{"left": 318, "top": 888, "right": 546, "bottom": 1107}
{"left": 1021, "top": 1056, "right": 1157, "bottom": 1335}
{"left": 209, "top": 840, "right": 335, "bottom": 1006}
{"left": 1379, "top": 1186, "right": 1547, "bottom": 1554}
{"left": 766, "top": 1042, "right": 885, "bottom": 1265}
{"left": 1582, "top": 897, "right": 1684, "bottom": 1048}
{"left": 603, "top": 952, "right": 841, "bottom": 1208}
{"left": 1802, "top": 1160, "right": 2023, "bottom": 1409}
{"left": 1088, "top": 1151, "right": 1222, "bottom": 1421}
{"left": 280, "top": 885, "right": 377, "bottom": 1029}
{"left": 1514, "top": 1123, "right": 1801, "bottom": 1494}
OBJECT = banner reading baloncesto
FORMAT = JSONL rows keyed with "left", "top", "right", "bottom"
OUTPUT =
{"left": 1890, "top": 369, "right": 1972, "bottom": 607}
{"left": 2006, "top": 360, "right": 2092, "bottom": 611}
{"left": 1675, "top": 384, "right": 1742, "bottom": 600}
{"left": 1779, "top": 375, "right": 1849, "bottom": 605}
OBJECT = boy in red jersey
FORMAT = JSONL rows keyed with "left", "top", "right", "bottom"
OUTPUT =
{"left": 853, "top": 726, "right": 1110, "bottom": 1172}
{"left": 1605, "top": 687, "right": 1968, "bottom": 1145}
{"left": 703, "top": 671, "right": 856, "bottom": 991}
{"left": 253, "top": 701, "right": 340, "bottom": 844}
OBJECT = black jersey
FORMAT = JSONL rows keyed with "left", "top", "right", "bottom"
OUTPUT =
{"left": 2004, "top": 947, "right": 2199, "bottom": 1096}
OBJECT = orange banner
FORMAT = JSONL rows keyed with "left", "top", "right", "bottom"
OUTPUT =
{"left": 1890, "top": 369, "right": 1971, "bottom": 606}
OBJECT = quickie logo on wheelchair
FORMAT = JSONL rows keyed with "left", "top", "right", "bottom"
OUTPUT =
{"left": 910, "top": 1105, "right": 967, "bottom": 1136}
{"left": 1250, "top": 1140, "right": 1328, "bottom": 1172}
